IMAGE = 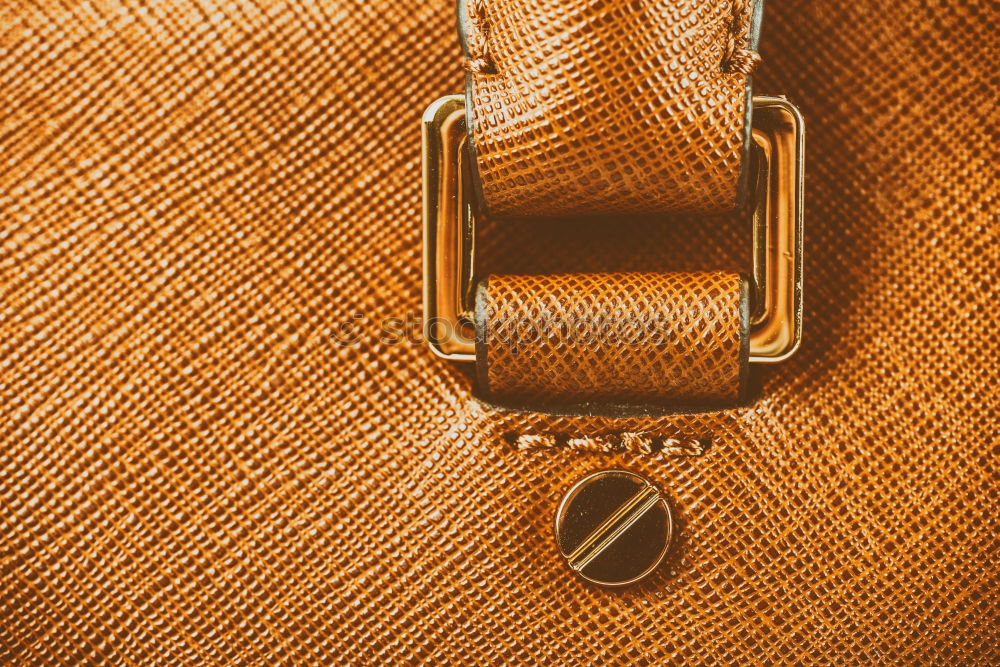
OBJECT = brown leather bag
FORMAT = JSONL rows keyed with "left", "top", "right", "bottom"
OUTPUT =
{"left": 1, "top": 0, "right": 995, "bottom": 663}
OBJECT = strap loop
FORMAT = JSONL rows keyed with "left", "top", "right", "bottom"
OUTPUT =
{"left": 475, "top": 272, "right": 750, "bottom": 411}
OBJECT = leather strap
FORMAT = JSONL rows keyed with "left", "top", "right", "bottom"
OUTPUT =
{"left": 475, "top": 272, "right": 749, "bottom": 411}
{"left": 459, "top": 0, "right": 764, "bottom": 217}
{"left": 461, "top": 0, "right": 762, "bottom": 410}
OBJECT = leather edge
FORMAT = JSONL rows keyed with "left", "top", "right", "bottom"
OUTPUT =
{"left": 474, "top": 388, "right": 756, "bottom": 419}
{"left": 738, "top": 273, "right": 751, "bottom": 400}
{"left": 735, "top": 0, "right": 766, "bottom": 208}
{"left": 455, "top": 0, "right": 490, "bottom": 217}
{"left": 473, "top": 275, "right": 491, "bottom": 397}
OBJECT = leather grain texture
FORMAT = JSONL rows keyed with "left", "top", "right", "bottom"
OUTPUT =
{"left": 460, "top": 0, "right": 760, "bottom": 217}
{"left": 475, "top": 272, "right": 748, "bottom": 408}
{"left": 0, "top": 0, "right": 997, "bottom": 663}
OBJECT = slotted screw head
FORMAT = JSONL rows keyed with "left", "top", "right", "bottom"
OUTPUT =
{"left": 555, "top": 470, "right": 674, "bottom": 587}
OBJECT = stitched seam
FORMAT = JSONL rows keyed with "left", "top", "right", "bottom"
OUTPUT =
{"left": 722, "top": 0, "right": 761, "bottom": 74}
{"left": 508, "top": 432, "right": 711, "bottom": 457}
{"left": 464, "top": 0, "right": 496, "bottom": 75}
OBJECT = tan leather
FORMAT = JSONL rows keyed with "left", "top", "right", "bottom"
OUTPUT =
{"left": 460, "top": 0, "right": 761, "bottom": 217}
{"left": 463, "top": 0, "right": 760, "bottom": 409}
{"left": 1, "top": 0, "right": 997, "bottom": 663}
{"left": 476, "top": 272, "right": 748, "bottom": 409}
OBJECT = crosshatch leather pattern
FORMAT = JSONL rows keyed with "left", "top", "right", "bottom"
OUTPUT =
{"left": 460, "top": 0, "right": 760, "bottom": 217}
{"left": 476, "top": 272, "right": 747, "bottom": 407}
{"left": 0, "top": 0, "right": 997, "bottom": 664}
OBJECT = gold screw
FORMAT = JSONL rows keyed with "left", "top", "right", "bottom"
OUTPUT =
{"left": 554, "top": 470, "right": 674, "bottom": 587}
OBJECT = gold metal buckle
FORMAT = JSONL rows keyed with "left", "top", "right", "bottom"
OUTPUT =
{"left": 422, "top": 95, "right": 803, "bottom": 363}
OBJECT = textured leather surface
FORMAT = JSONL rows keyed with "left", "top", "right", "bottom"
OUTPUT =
{"left": 476, "top": 272, "right": 747, "bottom": 408}
{"left": 460, "top": 0, "right": 761, "bottom": 217}
{"left": 1, "top": 0, "right": 997, "bottom": 663}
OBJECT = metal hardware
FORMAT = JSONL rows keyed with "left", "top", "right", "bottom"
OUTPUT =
{"left": 423, "top": 95, "right": 803, "bottom": 363}
{"left": 554, "top": 470, "right": 673, "bottom": 587}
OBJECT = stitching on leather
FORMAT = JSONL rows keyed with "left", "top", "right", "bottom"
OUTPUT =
{"left": 464, "top": 0, "right": 496, "bottom": 75}
{"left": 721, "top": 0, "right": 760, "bottom": 74}
{"left": 509, "top": 432, "right": 711, "bottom": 457}
{"left": 723, "top": 49, "right": 761, "bottom": 75}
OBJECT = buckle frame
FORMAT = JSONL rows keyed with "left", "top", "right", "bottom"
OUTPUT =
{"left": 422, "top": 95, "right": 803, "bottom": 363}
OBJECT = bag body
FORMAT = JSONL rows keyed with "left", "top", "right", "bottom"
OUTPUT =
{"left": 0, "top": 0, "right": 996, "bottom": 662}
